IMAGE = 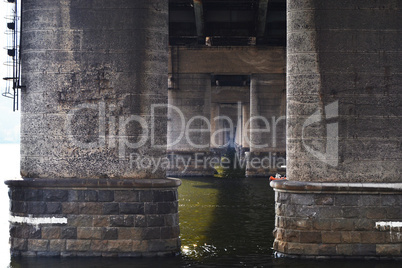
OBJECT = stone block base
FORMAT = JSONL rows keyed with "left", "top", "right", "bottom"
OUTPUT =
{"left": 6, "top": 178, "right": 181, "bottom": 257}
{"left": 271, "top": 180, "right": 402, "bottom": 259}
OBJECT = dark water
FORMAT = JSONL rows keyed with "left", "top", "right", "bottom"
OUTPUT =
{"left": 7, "top": 177, "right": 402, "bottom": 267}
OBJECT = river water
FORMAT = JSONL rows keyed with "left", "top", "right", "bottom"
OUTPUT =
{"left": 0, "top": 144, "right": 400, "bottom": 267}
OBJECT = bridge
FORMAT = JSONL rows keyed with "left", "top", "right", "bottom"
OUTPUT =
{"left": 4, "top": 0, "right": 402, "bottom": 259}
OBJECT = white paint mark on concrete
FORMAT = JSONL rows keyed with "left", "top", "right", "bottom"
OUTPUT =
{"left": 10, "top": 215, "right": 67, "bottom": 225}
{"left": 375, "top": 221, "right": 402, "bottom": 231}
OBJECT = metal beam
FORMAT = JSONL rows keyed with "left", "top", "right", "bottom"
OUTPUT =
{"left": 257, "top": 0, "right": 269, "bottom": 37}
{"left": 193, "top": 0, "right": 204, "bottom": 37}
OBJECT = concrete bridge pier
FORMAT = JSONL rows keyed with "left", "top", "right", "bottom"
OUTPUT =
{"left": 247, "top": 74, "right": 286, "bottom": 177}
{"left": 271, "top": 0, "right": 402, "bottom": 259}
{"left": 167, "top": 73, "right": 214, "bottom": 177}
{"left": 6, "top": 0, "right": 180, "bottom": 257}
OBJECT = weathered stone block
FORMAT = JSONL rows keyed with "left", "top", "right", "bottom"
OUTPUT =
{"left": 110, "top": 215, "right": 135, "bottom": 227}
{"left": 360, "top": 232, "right": 386, "bottom": 244}
{"left": 164, "top": 214, "right": 179, "bottom": 227}
{"left": 335, "top": 195, "right": 360, "bottom": 206}
{"left": 120, "top": 203, "right": 144, "bottom": 215}
{"left": 336, "top": 244, "right": 354, "bottom": 256}
{"left": 68, "top": 215, "right": 93, "bottom": 227}
{"left": 42, "top": 227, "right": 61, "bottom": 240}
{"left": 360, "top": 195, "right": 380, "bottom": 206}
{"left": 98, "top": 190, "right": 114, "bottom": 202}
{"left": 28, "top": 239, "right": 49, "bottom": 251}
{"left": 134, "top": 215, "right": 146, "bottom": 227}
{"left": 93, "top": 216, "right": 110, "bottom": 227}
{"left": 79, "top": 202, "right": 103, "bottom": 215}
{"left": 9, "top": 189, "right": 25, "bottom": 201}
{"left": 24, "top": 189, "right": 43, "bottom": 201}
{"left": 283, "top": 230, "right": 300, "bottom": 243}
{"left": 147, "top": 215, "right": 165, "bottom": 227}
{"left": 318, "top": 244, "right": 337, "bottom": 255}
{"left": 352, "top": 244, "right": 376, "bottom": 256}
{"left": 331, "top": 219, "right": 354, "bottom": 231}
{"left": 376, "top": 244, "right": 401, "bottom": 256}
{"left": 61, "top": 227, "right": 77, "bottom": 239}
{"left": 318, "top": 207, "right": 343, "bottom": 218}
{"left": 11, "top": 201, "right": 27, "bottom": 213}
{"left": 132, "top": 240, "right": 148, "bottom": 252}
{"left": 321, "top": 232, "right": 341, "bottom": 244}
{"left": 90, "top": 240, "right": 108, "bottom": 252}
{"left": 312, "top": 219, "right": 332, "bottom": 231}
{"left": 366, "top": 207, "right": 387, "bottom": 219}
{"left": 118, "top": 228, "right": 142, "bottom": 240}
{"left": 161, "top": 226, "right": 180, "bottom": 239}
{"left": 144, "top": 203, "right": 158, "bottom": 214}
{"left": 147, "top": 238, "right": 179, "bottom": 253}
{"left": 381, "top": 195, "right": 400, "bottom": 206}
{"left": 46, "top": 202, "right": 62, "bottom": 214}
{"left": 77, "top": 227, "right": 102, "bottom": 240}
{"left": 10, "top": 225, "right": 41, "bottom": 239}
{"left": 62, "top": 203, "right": 79, "bottom": 214}
{"left": 157, "top": 202, "right": 178, "bottom": 214}
{"left": 142, "top": 227, "right": 161, "bottom": 240}
{"left": 107, "top": 240, "right": 133, "bottom": 253}
{"left": 342, "top": 207, "right": 360, "bottom": 218}
{"left": 43, "top": 190, "right": 68, "bottom": 202}
{"left": 314, "top": 195, "right": 334, "bottom": 206}
{"left": 102, "top": 228, "right": 118, "bottom": 240}
{"left": 66, "top": 240, "right": 91, "bottom": 252}
{"left": 290, "top": 194, "right": 314, "bottom": 206}
{"left": 27, "top": 201, "right": 47, "bottom": 214}
{"left": 11, "top": 238, "right": 28, "bottom": 251}
{"left": 103, "top": 203, "right": 119, "bottom": 215}
{"left": 385, "top": 207, "right": 402, "bottom": 219}
{"left": 341, "top": 231, "right": 361, "bottom": 243}
{"left": 114, "top": 191, "right": 140, "bottom": 202}
{"left": 154, "top": 191, "right": 177, "bottom": 202}
{"left": 49, "top": 239, "right": 66, "bottom": 252}
{"left": 299, "top": 231, "right": 321, "bottom": 243}
{"left": 354, "top": 219, "right": 375, "bottom": 231}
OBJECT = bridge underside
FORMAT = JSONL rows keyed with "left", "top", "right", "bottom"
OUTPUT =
{"left": 5, "top": 0, "right": 402, "bottom": 259}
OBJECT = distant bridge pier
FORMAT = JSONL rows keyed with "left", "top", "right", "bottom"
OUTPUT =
{"left": 247, "top": 74, "right": 286, "bottom": 177}
{"left": 6, "top": 0, "right": 180, "bottom": 257}
{"left": 271, "top": 0, "right": 402, "bottom": 259}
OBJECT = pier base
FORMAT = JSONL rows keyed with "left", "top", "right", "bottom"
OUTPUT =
{"left": 271, "top": 180, "right": 402, "bottom": 259}
{"left": 6, "top": 178, "right": 181, "bottom": 257}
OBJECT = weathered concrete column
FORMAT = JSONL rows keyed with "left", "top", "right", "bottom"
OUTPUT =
{"left": 7, "top": 0, "right": 180, "bottom": 257}
{"left": 272, "top": 0, "right": 402, "bottom": 259}
{"left": 210, "top": 102, "right": 220, "bottom": 147}
{"left": 167, "top": 73, "right": 214, "bottom": 177}
{"left": 241, "top": 103, "right": 250, "bottom": 150}
{"left": 247, "top": 74, "right": 286, "bottom": 177}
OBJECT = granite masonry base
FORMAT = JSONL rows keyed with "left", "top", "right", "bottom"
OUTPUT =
{"left": 270, "top": 180, "right": 402, "bottom": 260}
{"left": 5, "top": 178, "right": 181, "bottom": 258}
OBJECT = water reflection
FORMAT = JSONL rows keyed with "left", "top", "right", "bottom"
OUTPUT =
{"left": 179, "top": 177, "right": 275, "bottom": 265}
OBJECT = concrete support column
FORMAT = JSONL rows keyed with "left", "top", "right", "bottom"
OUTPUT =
{"left": 7, "top": 0, "right": 180, "bottom": 257}
{"left": 247, "top": 74, "right": 286, "bottom": 177}
{"left": 272, "top": 0, "right": 402, "bottom": 259}
{"left": 167, "top": 73, "right": 214, "bottom": 177}
{"left": 242, "top": 103, "right": 250, "bottom": 150}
